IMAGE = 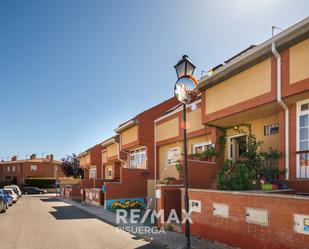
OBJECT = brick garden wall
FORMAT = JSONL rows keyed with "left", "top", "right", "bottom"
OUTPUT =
{"left": 183, "top": 189, "right": 309, "bottom": 249}
{"left": 187, "top": 160, "right": 218, "bottom": 189}
{"left": 84, "top": 188, "right": 102, "bottom": 206}
{"left": 105, "top": 168, "right": 147, "bottom": 200}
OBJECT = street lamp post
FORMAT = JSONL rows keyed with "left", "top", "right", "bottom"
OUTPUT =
{"left": 174, "top": 55, "right": 199, "bottom": 249}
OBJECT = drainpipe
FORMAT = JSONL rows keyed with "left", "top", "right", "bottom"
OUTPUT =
{"left": 154, "top": 119, "right": 157, "bottom": 212}
{"left": 113, "top": 140, "right": 127, "bottom": 167}
{"left": 271, "top": 42, "right": 289, "bottom": 180}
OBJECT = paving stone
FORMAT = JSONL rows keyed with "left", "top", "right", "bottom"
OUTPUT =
{"left": 59, "top": 197, "right": 233, "bottom": 249}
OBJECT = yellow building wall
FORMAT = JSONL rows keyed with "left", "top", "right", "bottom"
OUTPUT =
{"left": 121, "top": 125, "right": 138, "bottom": 146}
{"left": 105, "top": 165, "right": 113, "bottom": 179}
{"left": 225, "top": 115, "right": 279, "bottom": 159}
{"left": 290, "top": 39, "right": 309, "bottom": 84}
{"left": 102, "top": 151, "right": 107, "bottom": 163}
{"left": 158, "top": 135, "right": 212, "bottom": 180}
{"left": 156, "top": 117, "right": 179, "bottom": 142}
{"left": 158, "top": 142, "right": 182, "bottom": 180}
{"left": 107, "top": 143, "right": 118, "bottom": 157}
{"left": 187, "top": 107, "right": 204, "bottom": 133}
{"left": 79, "top": 153, "right": 90, "bottom": 167}
{"left": 205, "top": 59, "right": 271, "bottom": 114}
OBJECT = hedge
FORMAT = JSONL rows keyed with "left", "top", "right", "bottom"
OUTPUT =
{"left": 24, "top": 178, "right": 56, "bottom": 188}
{"left": 0, "top": 180, "right": 12, "bottom": 188}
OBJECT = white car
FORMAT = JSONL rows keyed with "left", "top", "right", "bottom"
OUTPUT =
{"left": 5, "top": 185, "right": 22, "bottom": 198}
{"left": 3, "top": 188, "right": 18, "bottom": 203}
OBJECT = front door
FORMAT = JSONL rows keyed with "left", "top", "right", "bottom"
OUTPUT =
{"left": 229, "top": 135, "right": 247, "bottom": 163}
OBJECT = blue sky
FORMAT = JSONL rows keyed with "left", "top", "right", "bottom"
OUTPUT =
{"left": 0, "top": 0, "right": 308, "bottom": 160}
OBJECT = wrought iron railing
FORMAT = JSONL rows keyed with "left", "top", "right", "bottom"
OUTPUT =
{"left": 296, "top": 150, "right": 309, "bottom": 179}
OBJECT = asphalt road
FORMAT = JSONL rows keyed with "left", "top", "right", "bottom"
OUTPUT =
{"left": 0, "top": 194, "right": 162, "bottom": 249}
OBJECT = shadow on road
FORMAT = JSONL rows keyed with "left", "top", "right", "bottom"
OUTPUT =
{"left": 50, "top": 205, "right": 97, "bottom": 220}
{"left": 40, "top": 197, "right": 62, "bottom": 202}
{"left": 135, "top": 243, "right": 165, "bottom": 249}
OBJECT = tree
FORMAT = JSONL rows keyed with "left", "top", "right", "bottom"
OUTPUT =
{"left": 61, "top": 153, "right": 84, "bottom": 178}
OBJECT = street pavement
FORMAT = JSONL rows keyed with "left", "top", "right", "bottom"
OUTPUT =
{"left": 0, "top": 194, "right": 163, "bottom": 249}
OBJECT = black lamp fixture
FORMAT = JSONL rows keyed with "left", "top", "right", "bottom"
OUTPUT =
{"left": 174, "top": 55, "right": 196, "bottom": 79}
{"left": 173, "top": 55, "right": 199, "bottom": 249}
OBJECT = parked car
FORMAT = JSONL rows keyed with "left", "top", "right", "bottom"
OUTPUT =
{"left": 5, "top": 185, "right": 22, "bottom": 198}
{"left": 21, "top": 187, "right": 47, "bottom": 195}
{"left": 0, "top": 196, "right": 7, "bottom": 213}
{"left": 3, "top": 188, "right": 18, "bottom": 203}
{"left": 0, "top": 189, "right": 13, "bottom": 207}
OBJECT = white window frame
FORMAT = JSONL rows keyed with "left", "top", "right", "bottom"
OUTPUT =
{"left": 89, "top": 166, "right": 97, "bottom": 179}
{"left": 192, "top": 141, "right": 213, "bottom": 154}
{"left": 12, "top": 166, "right": 15, "bottom": 172}
{"left": 296, "top": 99, "right": 309, "bottom": 178}
{"left": 227, "top": 133, "right": 247, "bottom": 161}
{"left": 166, "top": 147, "right": 181, "bottom": 165}
{"left": 30, "top": 165, "right": 37, "bottom": 172}
{"left": 129, "top": 147, "right": 146, "bottom": 169}
{"left": 7, "top": 166, "right": 10, "bottom": 172}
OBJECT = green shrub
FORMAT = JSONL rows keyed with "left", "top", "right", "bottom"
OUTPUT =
{"left": 24, "top": 178, "right": 56, "bottom": 188}
{"left": 175, "top": 161, "right": 183, "bottom": 178}
{"left": 0, "top": 180, "right": 13, "bottom": 188}
{"left": 216, "top": 160, "right": 255, "bottom": 191}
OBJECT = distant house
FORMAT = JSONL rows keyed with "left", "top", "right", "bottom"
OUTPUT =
{"left": 0, "top": 154, "right": 63, "bottom": 186}
{"left": 78, "top": 144, "right": 104, "bottom": 179}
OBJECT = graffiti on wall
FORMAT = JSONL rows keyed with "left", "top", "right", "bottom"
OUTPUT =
{"left": 106, "top": 197, "right": 147, "bottom": 209}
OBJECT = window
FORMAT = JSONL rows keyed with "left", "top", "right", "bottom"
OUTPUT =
{"left": 107, "top": 168, "right": 112, "bottom": 177}
{"left": 166, "top": 147, "right": 181, "bottom": 165}
{"left": 192, "top": 141, "right": 213, "bottom": 154}
{"left": 264, "top": 123, "right": 279, "bottom": 136}
{"left": 89, "top": 167, "right": 97, "bottom": 179}
{"left": 30, "top": 165, "right": 37, "bottom": 171}
{"left": 7, "top": 166, "right": 10, "bottom": 172}
{"left": 297, "top": 100, "right": 309, "bottom": 178}
{"left": 12, "top": 166, "right": 15, "bottom": 172}
{"left": 130, "top": 147, "right": 146, "bottom": 168}
{"left": 299, "top": 103, "right": 309, "bottom": 151}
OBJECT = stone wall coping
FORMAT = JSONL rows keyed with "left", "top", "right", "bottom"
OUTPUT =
{"left": 182, "top": 188, "right": 309, "bottom": 200}
{"left": 156, "top": 184, "right": 183, "bottom": 187}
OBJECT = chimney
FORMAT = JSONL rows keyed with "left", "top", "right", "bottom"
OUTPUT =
{"left": 11, "top": 156, "right": 17, "bottom": 161}
{"left": 46, "top": 155, "right": 50, "bottom": 160}
{"left": 30, "top": 154, "right": 36, "bottom": 160}
{"left": 50, "top": 154, "right": 54, "bottom": 162}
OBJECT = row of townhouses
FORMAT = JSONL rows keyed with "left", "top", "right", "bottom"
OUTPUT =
{"left": 0, "top": 154, "right": 63, "bottom": 185}
{"left": 63, "top": 18, "right": 308, "bottom": 249}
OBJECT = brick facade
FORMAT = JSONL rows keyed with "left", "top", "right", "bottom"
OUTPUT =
{"left": 78, "top": 144, "right": 104, "bottom": 179}
{"left": 184, "top": 189, "right": 309, "bottom": 249}
{"left": 0, "top": 154, "right": 63, "bottom": 186}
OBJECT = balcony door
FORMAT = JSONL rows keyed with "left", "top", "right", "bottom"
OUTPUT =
{"left": 297, "top": 100, "right": 309, "bottom": 179}
{"left": 228, "top": 134, "right": 247, "bottom": 164}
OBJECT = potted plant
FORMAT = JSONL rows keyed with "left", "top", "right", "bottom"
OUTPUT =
{"left": 202, "top": 147, "right": 219, "bottom": 162}
{"left": 188, "top": 153, "right": 203, "bottom": 161}
{"left": 260, "top": 178, "right": 273, "bottom": 190}
{"left": 159, "top": 177, "right": 176, "bottom": 185}
{"left": 175, "top": 160, "right": 184, "bottom": 179}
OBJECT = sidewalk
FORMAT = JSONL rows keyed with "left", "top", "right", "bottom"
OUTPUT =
{"left": 58, "top": 197, "right": 233, "bottom": 249}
